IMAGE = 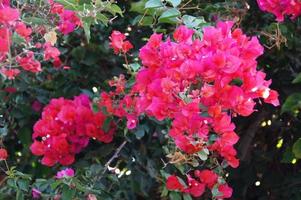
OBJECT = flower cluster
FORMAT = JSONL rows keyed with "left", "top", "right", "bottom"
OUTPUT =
{"left": 30, "top": 94, "right": 115, "bottom": 166}
{"left": 257, "top": 0, "right": 301, "bottom": 22}
{"left": 135, "top": 21, "right": 278, "bottom": 162}
{"left": 49, "top": 0, "right": 81, "bottom": 34}
{"left": 166, "top": 170, "right": 232, "bottom": 198}
{"left": 99, "top": 74, "right": 139, "bottom": 130}
{"left": 106, "top": 22, "right": 279, "bottom": 198}
{"left": 0, "top": 1, "right": 78, "bottom": 80}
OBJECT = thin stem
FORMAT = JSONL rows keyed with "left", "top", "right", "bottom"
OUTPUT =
{"left": 4, "top": 160, "right": 9, "bottom": 171}
{"left": 138, "top": 9, "right": 148, "bottom": 26}
{"left": 6, "top": 28, "right": 12, "bottom": 69}
{"left": 180, "top": 0, "right": 192, "bottom": 9}
{"left": 96, "top": 141, "right": 127, "bottom": 181}
{"left": 179, "top": 6, "right": 199, "bottom": 10}
{"left": 123, "top": 52, "right": 129, "bottom": 69}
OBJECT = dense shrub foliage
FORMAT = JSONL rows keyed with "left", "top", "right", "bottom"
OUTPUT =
{"left": 0, "top": 0, "right": 301, "bottom": 200}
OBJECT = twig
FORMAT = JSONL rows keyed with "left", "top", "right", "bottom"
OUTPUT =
{"left": 180, "top": 0, "right": 193, "bottom": 9}
{"left": 97, "top": 141, "right": 127, "bottom": 180}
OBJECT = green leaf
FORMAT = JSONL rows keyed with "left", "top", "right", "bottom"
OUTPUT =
{"left": 83, "top": 21, "right": 91, "bottom": 43}
{"left": 198, "top": 149, "right": 209, "bottom": 161}
{"left": 166, "top": 0, "right": 181, "bottom": 7}
{"left": 18, "top": 127, "right": 31, "bottom": 149}
{"left": 61, "top": 185, "right": 76, "bottom": 200}
{"left": 292, "top": 73, "right": 301, "bottom": 84}
{"left": 129, "top": 63, "right": 141, "bottom": 71}
{"left": 281, "top": 93, "right": 301, "bottom": 113}
{"left": 135, "top": 128, "right": 145, "bottom": 139}
{"left": 161, "top": 186, "right": 169, "bottom": 197}
{"left": 22, "top": 17, "right": 48, "bottom": 25}
{"left": 182, "top": 15, "right": 207, "bottom": 29}
{"left": 102, "top": 117, "right": 113, "bottom": 132}
{"left": 54, "top": 0, "right": 78, "bottom": 10}
{"left": 134, "top": 16, "right": 154, "bottom": 26}
{"left": 145, "top": 0, "right": 163, "bottom": 8}
{"left": 212, "top": 184, "right": 223, "bottom": 197}
{"left": 159, "top": 8, "right": 180, "bottom": 22}
{"left": 7, "top": 179, "right": 17, "bottom": 189}
{"left": 107, "top": 4, "right": 123, "bottom": 16}
{"left": 293, "top": 138, "right": 301, "bottom": 159}
{"left": 96, "top": 13, "right": 109, "bottom": 25}
{"left": 281, "top": 147, "right": 295, "bottom": 163}
{"left": 51, "top": 180, "right": 62, "bottom": 190}
{"left": 130, "top": 0, "right": 147, "bottom": 14}
{"left": 17, "top": 179, "right": 29, "bottom": 192}
{"left": 16, "top": 190, "right": 24, "bottom": 200}
{"left": 12, "top": 33, "right": 25, "bottom": 45}
{"left": 183, "top": 194, "right": 193, "bottom": 200}
{"left": 169, "top": 191, "right": 182, "bottom": 200}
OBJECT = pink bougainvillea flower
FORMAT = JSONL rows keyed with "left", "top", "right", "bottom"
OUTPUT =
{"left": 49, "top": 2, "right": 64, "bottom": 14}
{"left": 56, "top": 168, "right": 75, "bottom": 179}
{"left": 101, "top": 21, "right": 279, "bottom": 199}
{"left": 59, "top": 20, "right": 76, "bottom": 35}
{"left": 126, "top": 114, "right": 138, "bottom": 130}
{"left": 184, "top": 175, "right": 206, "bottom": 197}
{"left": 257, "top": 0, "right": 301, "bottom": 22}
{"left": 0, "top": 148, "right": 8, "bottom": 160}
{"left": 0, "top": 0, "right": 10, "bottom": 7}
{"left": 16, "top": 51, "right": 42, "bottom": 73}
{"left": 32, "top": 100, "right": 43, "bottom": 112}
{"left": 43, "top": 43, "right": 60, "bottom": 61}
{"left": 217, "top": 184, "right": 233, "bottom": 199}
{"left": 0, "top": 6, "right": 19, "bottom": 25}
{"left": 0, "top": 27, "right": 10, "bottom": 53}
{"left": 32, "top": 188, "right": 41, "bottom": 199}
{"left": 0, "top": 68, "right": 20, "bottom": 79}
{"left": 58, "top": 10, "right": 81, "bottom": 35}
{"left": 52, "top": 57, "right": 62, "bottom": 68}
{"left": 87, "top": 194, "right": 97, "bottom": 200}
{"left": 166, "top": 175, "right": 185, "bottom": 191}
{"left": 196, "top": 169, "right": 218, "bottom": 189}
{"left": 15, "top": 22, "right": 32, "bottom": 41}
{"left": 109, "top": 30, "right": 133, "bottom": 54}
{"left": 30, "top": 94, "right": 115, "bottom": 166}
{"left": 4, "top": 87, "right": 17, "bottom": 93}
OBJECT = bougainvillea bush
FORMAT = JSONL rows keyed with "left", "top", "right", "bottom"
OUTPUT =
{"left": 1, "top": 0, "right": 301, "bottom": 199}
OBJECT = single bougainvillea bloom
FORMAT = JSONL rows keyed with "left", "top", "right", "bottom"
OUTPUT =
{"left": 166, "top": 175, "right": 185, "bottom": 191}
{"left": 4, "top": 87, "right": 17, "bottom": 93}
{"left": 58, "top": 10, "right": 81, "bottom": 35}
{"left": 16, "top": 51, "right": 42, "bottom": 73}
{"left": 32, "top": 188, "right": 41, "bottom": 199}
{"left": 0, "top": 6, "right": 19, "bottom": 25}
{"left": 32, "top": 100, "right": 43, "bottom": 112}
{"left": 56, "top": 168, "right": 75, "bottom": 179}
{"left": 109, "top": 30, "right": 133, "bottom": 54}
{"left": 15, "top": 22, "right": 32, "bottom": 41}
{"left": 0, "top": 68, "right": 20, "bottom": 79}
{"left": 0, "top": 148, "right": 8, "bottom": 160}
{"left": 43, "top": 43, "right": 60, "bottom": 61}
